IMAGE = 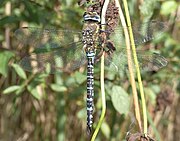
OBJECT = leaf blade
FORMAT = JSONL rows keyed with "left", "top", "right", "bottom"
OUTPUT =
{"left": 111, "top": 85, "right": 130, "bottom": 115}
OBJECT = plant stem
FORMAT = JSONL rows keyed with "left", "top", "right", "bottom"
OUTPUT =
{"left": 114, "top": 0, "right": 143, "bottom": 133}
{"left": 122, "top": 0, "right": 148, "bottom": 135}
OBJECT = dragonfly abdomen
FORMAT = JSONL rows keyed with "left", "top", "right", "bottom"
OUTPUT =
{"left": 86, "top": 51, "right": 95, "bottom": 134}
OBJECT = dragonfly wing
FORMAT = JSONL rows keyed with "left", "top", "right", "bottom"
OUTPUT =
{"left": 19, "top": 42, "right": 87, "bottom": 74}
{"left": 109, "top": 21, "right": 168, "bottom": 47}
{"left": 105, "top": 48, "right": 168, "bottom": 73}
{"left": 15, "top": 27, "right": 82, "bottom": 50}
{"left": 135, "top": 51, "right": 168, "bottom": 71}
{"left": 15, "top": 27, "right": 87, "bottom": 73}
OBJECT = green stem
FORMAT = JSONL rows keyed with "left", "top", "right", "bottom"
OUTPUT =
{"left": 122, "top": 0, "right": 148, "bottom": 135}
{"left": 114, "top": 0, "right": 142, "bottom": 133}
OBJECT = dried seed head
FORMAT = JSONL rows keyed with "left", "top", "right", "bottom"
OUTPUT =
{"left": 105, "top": 0, "right": 119, "bottom": 33}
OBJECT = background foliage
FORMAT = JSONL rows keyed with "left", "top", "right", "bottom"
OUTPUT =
{"left": 0, "top": 0, "right": 179, "bottom": 141}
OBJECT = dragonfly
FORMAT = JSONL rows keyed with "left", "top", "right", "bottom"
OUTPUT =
{"left": 15, "top": 12, "right": 168, "bottom": 134}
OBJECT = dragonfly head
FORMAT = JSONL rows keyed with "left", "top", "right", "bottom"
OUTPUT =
{"left": 83, "top": 12, "right": 100, "bottom": 23}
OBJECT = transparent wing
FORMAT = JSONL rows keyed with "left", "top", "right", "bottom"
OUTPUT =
{"left": 15, "top": 27, "right": 86, "bottom": 73}
{"left": 104, "top": 20, "right": 168, "bottom": 73}
{"left": 105, "top": 48, "right": 168, "bottom": 73}
{"left": 15, "top": 27, "right": 82, "bottom": 50}
{"left": 108, "top": 21, "right": 168, "bottom": 47}
{"left": 19, "top": 46, "right": 87, "bottom": 74}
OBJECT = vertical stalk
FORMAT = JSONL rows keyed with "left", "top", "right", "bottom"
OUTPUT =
{"left": 122, "top": 0, "right": 147, "bottom": 135}
{"left": 114, "top": 0, "right": 142, "bottom": 133}
{"left": 5, "top": 2, "right": 11, "bottom": 49}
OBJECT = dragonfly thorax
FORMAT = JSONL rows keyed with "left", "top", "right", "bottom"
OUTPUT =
{"left": 82, "top": 30, "right": 94, "bottom": 45}
{"left": 82, "top": 12, "right": 101, "bottom": 53}
{"left": 82, "top": 22, "right": 100, "bottom": 52}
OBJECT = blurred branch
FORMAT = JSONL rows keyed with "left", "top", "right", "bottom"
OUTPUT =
{"left": 5, "top": 2, "right": 11, "bottom": 49}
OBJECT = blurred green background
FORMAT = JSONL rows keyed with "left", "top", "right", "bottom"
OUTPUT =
{"left": 0, "top": 0, "right": 179, "bottom": 141}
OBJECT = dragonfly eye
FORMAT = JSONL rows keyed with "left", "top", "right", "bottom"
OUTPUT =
{"left": 83, "top": 13, "right": 100, "bottom": 22}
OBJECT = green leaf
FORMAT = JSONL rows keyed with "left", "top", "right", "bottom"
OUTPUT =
{"left": 12, "top": 63, "right": 27, "bottom": 79}
{"left": 101, "top": 122, "right": 110, "bottom": 139}
{"left": 0, "top": 50, "right": 14, "bottom": 77}
{"left": 74, "top": 72, "right": 86, "bottom": 84}
{"left": 33, "top": 73, "right": 48, "bottom": 83}
{"left": 111, "top": 85, "right": 130, "bottom": 114}
{"left": 161, "top": 1, "right": 178, "bottom": 15}
{"left": 3, "top": 85, "right": 21, "bottom": 94}
{"left": 27, "top": 85, "right": 41, "bottom": 100}
{"left": 65, "top": 77, "right": 76, "bottom": 86}
{"left": 50, "top": 84, "right": 67, "bottom": 92}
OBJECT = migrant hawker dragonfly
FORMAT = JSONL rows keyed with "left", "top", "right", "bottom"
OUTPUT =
{"left": 15, "top": 12, "right": 168, "bottom": 134}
